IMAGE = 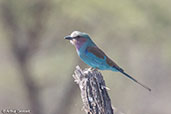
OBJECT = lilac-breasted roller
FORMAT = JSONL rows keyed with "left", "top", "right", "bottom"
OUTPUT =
{"left": 64, "top": 31, "right": 151, "bottom": 91}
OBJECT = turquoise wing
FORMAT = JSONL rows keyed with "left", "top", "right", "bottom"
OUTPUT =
{"left": 85, "top": 46, "right": 123, "bottom": 71}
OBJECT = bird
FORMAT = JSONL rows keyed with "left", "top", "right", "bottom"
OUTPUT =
{"left": 64, "top": 31, "right": 151, "bottom": 91}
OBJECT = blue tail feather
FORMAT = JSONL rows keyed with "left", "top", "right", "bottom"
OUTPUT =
{"left": 114, "top": 67, "right": 151, "bottom": 91}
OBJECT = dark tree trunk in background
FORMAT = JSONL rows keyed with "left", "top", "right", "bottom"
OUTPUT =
{"left": 1, "top": 2, "right": 45, "bottom": 114}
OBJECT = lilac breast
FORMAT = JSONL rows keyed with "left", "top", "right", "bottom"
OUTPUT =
{"left": 75, "top": 38, "right": 87, "bottom": 50}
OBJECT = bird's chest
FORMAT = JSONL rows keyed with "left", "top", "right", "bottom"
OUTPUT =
{"left": 76, "top": 48, "right": 86, "bottom": 58}
{"left": 76, "top": 43, "right": 87, "bottom": 56}
{"left": 77, "top": 48, "right": 89, "bottom": 62}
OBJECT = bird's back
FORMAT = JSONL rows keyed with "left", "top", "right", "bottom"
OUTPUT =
{"left": 78, "top": 44, "right": 123, "bottom": 71}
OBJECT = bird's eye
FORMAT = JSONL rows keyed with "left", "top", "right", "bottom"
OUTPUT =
{"left": 74, "top": 35, "right": 80, "bottom": 39}
{"left": 73, "top": 35, "right": 81, "bottom": 39}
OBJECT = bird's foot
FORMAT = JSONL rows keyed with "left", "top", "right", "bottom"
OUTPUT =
{"left": 88, "top": 67, "right": 97, "bottom": 71}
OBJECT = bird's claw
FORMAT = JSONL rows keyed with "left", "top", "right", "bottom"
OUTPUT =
{"left": 88, "top": 67, "right": 97, "bottom": 71}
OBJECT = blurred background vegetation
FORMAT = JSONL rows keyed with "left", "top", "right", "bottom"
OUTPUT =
{"left": 0, "top": 0, "right": 171, "bottom": 114}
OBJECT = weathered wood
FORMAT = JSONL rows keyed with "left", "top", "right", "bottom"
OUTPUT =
{"left": 73, "top": 66, "right": 114, "bottom": 114}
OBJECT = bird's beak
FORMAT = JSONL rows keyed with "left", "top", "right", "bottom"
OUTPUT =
{"left": 64, "top": 35, "right": 73, "bottom": 40}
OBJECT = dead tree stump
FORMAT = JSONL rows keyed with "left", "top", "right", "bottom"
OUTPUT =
{"left": 73, "top": 66, "right": 114, "bottom": 114}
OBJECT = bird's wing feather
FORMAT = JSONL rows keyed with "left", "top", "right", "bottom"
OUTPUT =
{"left": 87, "top": 46, "right": 105, "bottom": 59}
{"left": 86, "top": 46, "right": 123, "bottom": 70}
{"left": 85, "top": 46, "right": 105, "bottom": 66}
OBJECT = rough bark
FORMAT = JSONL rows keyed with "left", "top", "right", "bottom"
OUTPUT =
{"left": 73, "top": 66, "right": 114, "bottom": 114}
